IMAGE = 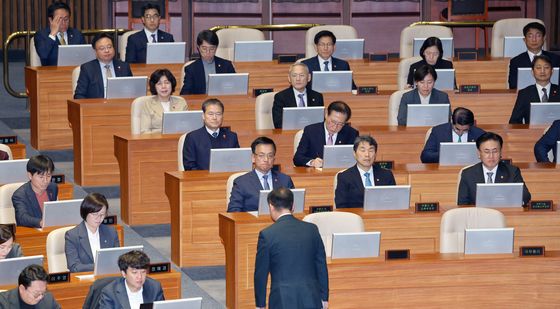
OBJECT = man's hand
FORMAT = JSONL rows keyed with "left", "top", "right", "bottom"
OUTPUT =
{"left": 49, "top": 16, "right": 62, "bottom": 36}
{"left": 322, "top": 300, "right": 329, "bottom": 309}
{"left": 311, "top": 158, "right": 323, "bottom": 168}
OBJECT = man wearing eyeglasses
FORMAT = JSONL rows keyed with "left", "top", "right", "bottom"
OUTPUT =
{"left": 228, "top": 137, "right": 294, "bottom": 212}
{"left": 125, "top": 3, "right": 174, "bottom": 63}
{"left": 0, "top": 265, "right": 61, "bottom": 308}
{"left": 33, "top": 1, "right": 85, "bottom": 66}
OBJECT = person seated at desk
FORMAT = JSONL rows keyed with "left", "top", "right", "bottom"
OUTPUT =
{"left": 140, "top": 69, "right": 187, "bottom": 134}
{"left": 228, "top": 137, "right": 295, "bottom": 212}
{"left": 182, "top": 98, "right": 239, "bottom": 170}
{"left": 12, "top": 155, "right": 58, "bottom": 228}
{"left": 406, "top": 36, "right": 453, "bottom": 88}
{"left": 180, "top": 30, "right": 236, "bottom": 95}
{"left": 98, "top": 250, "right": 164, "bottom": 308}
{"left": 335, "top": 135, "right": 396, "bottom": 208}
{"left": 509, "top": 55, "right": 560, "bottom": 124}
{"left": 33, "top": 1, "right": 85, "bottom": 66}
{"left": 125, "top": 3, "right": 174, "bottom": 64}
{"left": 0, "top": 225, "right": 23, "bottom": 260}
{"left": 458, "top": 132, "right": 531, "bottom": 206}
{"left": 508, "top": 22, "right": 560, "bottom": 89}
{"left": 272, "top": 62, "right": 324, "bottom": 129}
{"left": 0, "top": 265, "right": 61, "bottom": 308}
{"left": 397, "top": 64, "right": 450, "bottom": 126}
{"left": 301, "top": 30, "right": 357, "bottom": 90}
{"left": 74, "top": 33, "right": 133, "bottom": 99}
{"left": 293, "top": 101, "right": 358, "bottom": 168}
{"left": 0, "top": 150, "right": 8, "bottom": 160}
{"left": 64, "top": 193, "right": 120, "bottom": 273}
{"left": 534, "top": 119, "right": 560, "bottom": 162}
{"left": 421, "top": 107, "right": 486, "bottom": 163}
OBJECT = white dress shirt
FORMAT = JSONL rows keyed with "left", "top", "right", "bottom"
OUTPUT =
{"left": 255, "top": 169, "right": 273, "bottom": 189}
{"left": 292, "top": 88, "right": 307, "bottom": 107}
{"left": 357, "top": 165, "right": 374, "bottom": 187}
{"left": 452, "top": 129, "right": 469, "bottom": 143}
{"left": 144, "top": 29, "right": 158, "bottom": 43}
{"left": 482, "top": 164, "right": 498, "bottom": 183}
{"left": 98, "top": 60, "right": 116, "bottom": 98}
{"left": 318, "top": 55, "right": 333, "bottom": 71}
{"left": 419, "top": 93, "right": 431, "bottom": 105}
{"left": 537, "top": 82, "right": 552, "bottom": 102}
{"left": 125, "top": 283, "right": 144, "bottom": 309}
{"left": 86, "top": 226, "right": 100, "bottom": 263}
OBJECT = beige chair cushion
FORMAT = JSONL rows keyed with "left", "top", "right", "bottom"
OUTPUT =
{"left": 303, "top": 211, "right": 364, "bottom": 257}
{"left": 118, "top": 30, "right": 141, "bottom": 62}
{"left": 131, "top": 96, "right": 150, "bottom": 135}
{"left": 397, "top": 56, "right": 422, "bottom": 90}
{"left": 215, "top": 28, "right": 265, "bottom": 61}
{"left": 46, "top": 226, "right": 76, "bottom": 273}
{"left": 424, "top": 127, "right": 433, "bottom": 145}
{"left": 0, "top": 144, "right": 13, "bottom": 160}
{"left": 400, "top": 25, "right": 453, "bottom": 59}
{"left": 388, "top": 89, "right": 412, "bottom": 125}
{"left": 226, "top": 172, "right": 246, "bottom": 206}
{"left": 305, "top": 25, "right": 358, "bottom": 59}
{"left": 178, "top": 133, "right": 187, "bottom": 171}
{"left": 491, "top": 18, "right": 544, "bottom": 58}
{"left": 255, "top": 92, "right": 277, "bottom": 130}
{"left": 72, "top": 66, "right": 81, "bottom": 95}
{"left": 29, "top": 37, "right": 42, "bottom": 67}
{"left": 293, "top": 129, "right": 304, "bottom": 155}
{"left": 0, "top": 182, "right": 25, "bottom": 224}
{"left": 456, "top": 163, "right": 477, "bottom": 203}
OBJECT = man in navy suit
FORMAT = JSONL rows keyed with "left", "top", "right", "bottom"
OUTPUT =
{"left": 335, "top": 136, "right": 396, "bottom": 208}
{"left": 125, "top": 3, "right": 174, "bottom": 63}
{"left": 74, "top": 33, "right": 133, "bottom": 99}
{"left": 534, "top": 119, "right": 560, "bottom": 162}
{"left": 509, "top": 55, "right": 560, "bottom": 124}
{"left": 294, "top": 101, "right": 359, "bottom": 167}
{"left": 180, "top": 30, "right": 236, "bottom": 95}
{"left": 183, "top": 98, "right": 240, "bottom": 170}
{"left": 458, "top": 132, "right": 531, "bottom": 206}
{"left": 272, "top": 62, "right": 324, "bottom": 128}
{"left": 508, "top": 22, "right": 560, "bottom": 89}
{"left": 228, "top": 137, "right": 295, "bottom": 212}
{"left": 33, "top": 1, "right": 85, "bottom": 66}
{"left": 421, "top": 107, "right": 486, "bottom": 163}
{"left": 254, "top": 187, "right": 328, "bottom": 309}
{"left": 301, "top": 30, "right": 357, "bottom": 90}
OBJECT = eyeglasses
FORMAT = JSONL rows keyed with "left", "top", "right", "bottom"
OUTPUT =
{"left": 205, "top": 112, "right": 222, "bottom": 117}
{"left": 317, "top": 43, "right": 333, "bottom": 48}
{"left": 256, "top": 153, "right": 275, "bottom": 160}
{"left": 424, "top": 51, "right": 440, "bottom": 57}
{"left": 481, "top": 149, "right": 500, "bottom": 156}
{"left": 26, "top": 288, "right": 47, "bottom": 300}
{"left": 89, "top": 211, "right": 107, "bottom": 219}
{"left": 59, "top": 17, "right": 70, "bottom": 23}
{"left": 328, "top": 119, "right": 346, "bottom": 128}
{"left": 199, "top": 46, "right": 217, "bottom": 53}
{"left": 143, "top": 14, "right": 160, "bottom": 20}
{"left": 290, "top": 73, "right": 307, "bottom": 79}
{"left": 96, "top": 45, "right": 113, "bottom": 52}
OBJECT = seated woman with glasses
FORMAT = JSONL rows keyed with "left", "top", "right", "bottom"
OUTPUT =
{"left": 0, "top": 225, "right": 23, "bottom": 260}
{"left": 64, "top": 192, "right": 120, "bottom": 272}
{"left": 406, "top": 37, "right": 454, "bottom": 89}
{"left": 180, "top": 30, "right": 236, "bottom": 95}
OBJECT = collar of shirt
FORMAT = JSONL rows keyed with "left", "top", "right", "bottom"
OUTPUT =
{"left": 482, "top": 164, "right": 498, "bottom": 183}
{"left": 58, "top": 32, "right": 67, "bottom": 41}
{"left": 205, "top": 126, "right": 220, "bottom": 136}
{"left": 323, "top": 124, "right": 338, "bottom": 145}
{"left": 357, "top": 165, "right": 374, "bottom": 187}
{"left": 292, "top": 87, "right": 307, "bottom": 105}
{"left": 86, "top": 226, "right": 100, "bottom": 261}
{"left": 277, "top": 213, "right": 292, "bottom": 220}
{"left": 144, "top": 28, "right": 158, "bottom": 42}
{"left": 451, "top": 128, "right": 468, "bottom": 143}
{"left": 254, "top": 169, "right": 272, "bottom": 189}
{"left": 419, "top": 92, "right": 431, "bottom": 104}
{"left": 317, "top": 55, "right": 333, "bottom": 71}
{"left": 527, "top": 50, "right": 542, "bottom": 62}
{"left": 124, "top": 281, "right": 144, "bottom": 309}
{"left": 537, "top": 82, "right": 552, "bottom": 100}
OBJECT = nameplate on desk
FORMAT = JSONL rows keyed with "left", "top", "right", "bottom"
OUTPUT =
{"left": 357, "top": 86, "right": 378, "bottom": 95}
{"left": 309, "top": 205, "right": 333, "bottom": 213}
{"left": 369, "top": 54, "right": 388, "bottom": 62}
{"left": 520, "top": 246, "right": 545, "bottom": 257}
{"left": 415, "top": 202, "right": 439, "bottom": 213}
{"left": 528, "top": 200, "right": 554, "bottom": 211}
{"left": 149, "top": 262, "right": 171, "bottom": 273}
{"left": 278, "top": 55, "right": 297, "bottom": 63}
{"left": 48, "top": 272, "right": 70, "bottom": 283}
{"left": 459, "top": 84, "right": 480, "bottom": 94}
{"left": 0, "top": 135, "right": 17, "bottom": 144}
{"left": 51, "top": 174, "right": 65, "bottom": 184}
{"left": 102, "top": 215, "right": 117, "bottom": 225}
{"left": 457, "top": 52, "right": 478, "bottom": 61}
{"left": 500, "top": 158, "right": 512, "bottom": 165}
{"left": 374, "top": 161, "right": 394, "bottom": 170}
{"left": 253, "top": 88, "right": 273, "bottom": 97}
{"left": 385, "top": 249, "right": 410, "bottom": 260}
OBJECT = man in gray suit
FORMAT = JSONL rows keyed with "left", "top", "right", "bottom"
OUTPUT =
{"left": 0, "top": 265, "right": 61, "bottom": 308}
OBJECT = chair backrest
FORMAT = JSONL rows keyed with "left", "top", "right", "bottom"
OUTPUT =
{"left": 0, "top": 182, "right": 25, "bottom": 224}
{"left": 180, "top": 60, "right": 196, "bottom": 87}
{"left": 424, "top": 127, "right": 433, "bottom": 145}
{"left": 130, "top": 96, "right": 150, "bottom": 134}
{"left": 332, "top": 169, "right": 347, "bottom": 208}
{"left": 456, "top": 163, "right": 477, "bottom": 203}
{"left": 82, "top": 276, "right": 120, "bottom": 309}
{"left": 29, "top": 37, "right": 42, "bottom": 67}
{"left": 255, "top": 92, "right": 277, "bottom": 130}
{"left": 303, "top": 211, "right": 364, "bottom": 257}
{"left": 226, "top": 172, "right": 246, "bottom": 206}
{"left": 215, "top": 28, "right": 265, "bottom": 61}
{"left": 305, "top": 25, "right": 358, "bottom": 59}
{"left": 399, "top": 25, "right": 453, "bottom": 58}
{"left": 118, "top": 30, "right": 141, "bottom": 61}
{"left": 491, "top": 18, "right": 544, "bottom": 58}
{"left": 397, "top": 56, "right": 422, "bottom": 90}
{"left": 46, "top": 225, "right": 75, "bottom": 273}
{"left": 72, "top": 66, "right": 81, "bottom": 95}
{"left": 388, "top": 89, "right": 412, "bottom": 125}
{"left": 0, "top": 144, "right": 13, "bottom": 160}
{"left": 178, "top": 133, "right": 187, "bottom": 171}
{"left": 439, "top": 207, "right": 506, "bottom": 253}
{"left": 293, "top": 129, "right": 304, "bottom": 155}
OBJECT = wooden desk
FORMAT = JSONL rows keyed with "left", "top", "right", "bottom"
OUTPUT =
{"left": 219, "top": 212, "right": 560, "bottom": 308}
{"left": 6, "top": 142, "right": 26, "bottom": 159}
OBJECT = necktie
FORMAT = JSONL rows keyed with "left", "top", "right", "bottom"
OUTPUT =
{"left": 151, "top": 34, "right": 157, "bottom": 43}
{"left": 542, "top": 87, "right": 548, "bottom": 102}
{"left": 364, "top": 172, "right": 372, "bottom": 187}
{"left": 323, "top": 61, "right": 329, "bottom": 71}
{"left": 327, "top": 133, "right": 333, "bottom": 145}
{"left": 262, "top": 175, "right": 270, "bottom": 190}
{"left": 458, "top": 134, "right": 462, "bottom": 142}
{"left": 486, "top": 172, "right": 494, "bottom": 184}
{"left": 58, "top": 32, "right": 66, "bottom": 45}
{"left": 211, "top": 132, "right": 218, "bottom": 138}
{"left": 104, "top": 64, "right": 112, "bottom": 78}
{"left": 297, "top": 93, "right": 305, "bottom": 107}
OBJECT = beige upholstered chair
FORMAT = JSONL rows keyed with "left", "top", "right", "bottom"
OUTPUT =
{"left": 305, "top": 25, "right": 358, "bottom": 59}
{"left": 215, "top": 28, "right": 265, "bottom": 61}
{"left": 397, "top": 56, "right": 422, "bottom": 90}
{"left": 303, "top": 211, "right": 364, "bottom": 257}
{"left": 439, "top": 207, "right": 506, "bottom": 253}
{"left": 72, "top": 66, "right": 81, "bottom": 95}
{"left": 456, "top": 163, "right": 477, "bottom": 203}
{"left": 424, "top": 127, "right": 433, "bottom": 145}
{"left": 226, "top": 172, "right": 246, "bottom": 206}
{"left": 0, "top": 182, "right": 25, "bottom": 224}
{"left": 178, "top": 133, "right": 187, "bottom": 171}
{"left": 29, "top": 37, "right": 42, "bottom": 67}
{"left": 130, "top": 96, "right": 149, "bottom": 135}
{"left": 0, "top": 144, "right": 13, "bottom": 160}
{"left": 180, "top": 60, "right": 196, "bottom": 87}
{"left": 118, "top": 30, "right": 141, "bottom": 61}
{"left": 46, "top": 226, "right": 75, "bottom": 273}
{"left": 293, "top": 129, "right": 304, "bottom": 155}
{"left": 399, "top": 25, "right": 453, "bottom": 59}
{"left": 388, "top": 89, "right": 412, "bottom": 125}
{"left": 491, "top": 18, "right": 544, "bottom": 58}
{"left": 255, "top": 92, "right": 277, "bottom": 130}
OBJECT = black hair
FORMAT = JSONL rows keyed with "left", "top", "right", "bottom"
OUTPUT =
{"left": 0, "top": 225, "right": 14, "bottom": 244}
{"left": 413, "top": 64, "right": 438, "bottom": 82}
{"left": 80, "top": 192, "right": 108, "bottom": 220}
{"left": 476, "top": 132, "right": 503, "bottom": 149}
{"left": 314, "top": 30, "right": 336, "bottom": 45}
{"left": 149, "top": 69, "right": 177, "bottom": 95}
{"left": 353, "top": 135, "right": 378, "bottom": 152}
{"left": 91, "top": 33, "right": 114, "bottom": 49}
{"left": 141, "top": 3, "right": 160, "bottom": 16}
{"left": 327, "top": 101, "right": 352, "bottom": 121}
{"left": 18, "top": 265, "right": 48, "bottom": 288}
{"left": 523, "top": 22, "right": 546, "bottom": 37}
{"left": 47, "top": 1, "right": 70, "bottom": 19}
{"left": 267, "top": 187, "right": 293, "bottom": 211}
{"left": 452, "top": 107, "right": 475, "bottom": 126}
{"left": 197, "top": 30, "right": 219, "bottom": 47}
{"left": 251, "top": 136, "right": 276, "bottom": 154}
{"left": 26, "top": 155, "right": 54, "bottom": 176}
{"left": 419, "top": 37, "right": 444, "bottom": 62}
{"left": 118, "top": 250, "right": 150, "bottom": 271}
{"left": 531, "top": 54, "right": 552, "bottom": 70}
{"left": 201, "top": 98, "right": 224, "bottom": 113}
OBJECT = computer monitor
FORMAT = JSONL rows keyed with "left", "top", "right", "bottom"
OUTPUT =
{"left": 94, "top": 245, "right": 144, "bottom": 276}
{"left": 57, "top": 44, "right": 96, "bottom": 66}
{"left": 434, "top": 69, "right": 455, "bottom": 90}
{"left": 413, "top": 37, "right": 453, "bottom": 59}
{"left": 439, "top": 142, "right": 479, "bottom": 166}
{"left": 207, "top": 73, "right": 249, "bottom": 96}
{"left": 106, "top": 76, "right": 148, "bottom": 99}
{"left": 322, "top": 145, "right": 355, "bottom": 168}
{"left": 517, "top": 67, "right": 560, "bottom": 90}
{"left": 503, "top": 36, "right": 526, "bottom": 58}
{"left": 234, "top": 41, "right": 273, "bottom": 62}
{"left": 146, "top": 42, "right": 187, "bottom": 64}
{"left": 464, "top": 228, "right": 514, "bottom": 254}
{"left": 332, "top": 39, "right": 365, "bottom": 60}
{"left": 257, "top": 188, "right": 305, "bottom": 215}
{"left": 331, "top": 232, "right": 381, "bottom": 259}
{"left": 363, "top": 185, "right": 411, "bottom": 211}
{"left": 0, "top": 255, "right": 44, "bottom": 285}
{"left": 140, "top": 298, "right": 203, "bottom": 309}
{"left": 529, "top": 103, "right": 560, "bottom": 125}
{"left": 161, "top": 111, "right": 203, "bottom": 134}
{"left": 0, "top": 159, "right": 29, "bottom": 183}
{"left": 42, "top": 199, "right": 84, "bottom": 228}
{"left": 406, "top": 104, "right": 450, "bottom": 127}
{"left": 208, "top": 148, "right": 252, "bottom": 173}
{"left": 475, "top": 183, "right": 523, "bottom": 208}
{"left": 311, "top": 71, "right": 353, "bottom": 93}
{"left": 281, "top": 106, "right": 325, "bottom": 130}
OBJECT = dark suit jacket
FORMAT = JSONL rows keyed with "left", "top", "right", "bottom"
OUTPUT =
{"left": 125, "top": 29, "right": 174, "bottom": 63}
{"left": 406, "top": 58, "right": 454, "bottom": 86}
{"left": 5, "top": 243, "right": 23, "bottom": 259}
{"left": 335, "top": 165, "right": 396, "bottom": 209}
{"left": 227, "top": 170, "right": 295, "bottom": 212}
{"left": 74, "top": 59, "right": 133, "bottom": 99}
{"left": 182, "top": 126, "right": 240, "bottom": 170}
{"left": 64, "top": 221, "right": 120, "bottom": 273}
{"left": 508, "top": 51, "right": 560, "bottom": 89}
{"left": 420, "top": 122, "right": 486, "bottom": 163}
{"left": 12, "top": 181, "right": 58, "bottom": 228}
{"left": 457, "top": 162, "right": 531, "bottom": 206}
{"left": 509, "top": 84, "right": 560, "bottom": 124}
{"left": 293, "top": 122, "right": 359, "bottom": 167}
{"left": 534, "top": 119, "right": 560, "bottom": 162}
{"left": 98, "top": 277, "right": 164, "bottom": 309}
{"left": 397, "top": 88, "right": 451, "bottom": 126}
{"left": 33, "top": 27, "right": 85, "bottom": 66}
{"left": 179, "top": 56, "right": 236, "bottom": 95}
{"left": 0, "top": 288, "right": 60, "bottom": 309}
{"left": 272, "top": 87, "right": 324, "bottom": 129}
{"left": 254, "top": 214, "right": 328, "bottom": 308}
{"left": 301, "top": 55, "right": 357, "bottom": 90}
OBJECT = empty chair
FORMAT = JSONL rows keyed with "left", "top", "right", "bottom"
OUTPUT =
{"left": 255, "top": 92, "right": 278, "bottom": 130}
{"left": 118, "top": 30, "right": 141, "bottom": 61}
{"left": 388, "top": 89, "right": 412, "bottom": 125}
{"left": 491, "top": 18, "right": 544, "bottom": 58}
{"left": 397, "top": 56, "right": 422, "bottom": 90}
{"left": 303, "top": 211, "right": 364, "bottom": 257}
{"left": 399, "top": 25, "right": 453, "bottom": 58}
{"left": 226, "top": 172, "right": 246, "bottom": 206}
{"left": 0, "top": 182, "right": 25, "bottom": 224}
{"left": 215, "top": 28, "right": 265, "bottom": 61}
{"left": 305, "top": 25, "right": 358, "bottom": 58}
{"left": 0, "top": 144, "right": 13, "bottom": 160}
{"left": 46, "top": 226, "right": 75, "bottom": 273}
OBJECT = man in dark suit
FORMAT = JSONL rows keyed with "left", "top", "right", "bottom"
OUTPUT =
{"left": 301, "top": 30, "right": 357, "bottom": 90}
{"left": 509, "top": 55, "right": 560, "bottom": 124}
{"left": 421, "top": 107, "right": 486, "bottom": 163}
{"left": 272, "top": 63, "right": 324, "bottom": 128}
{"left": 508, "top": 22, "right": 560, "bottom": 89}
{"left": 335, "top": 136, "right": 396, "bottom": 208}
{"left": 534, "top": 119, "right": 560, "bottom": 162}
{"left": 74, "top": 33, "right": 133, "bottom": 99}
{"left": 294, "top": 101, "right": 358, "bottom": 167}
{"left": 228, "top": 137, "right": 295, "bottom": 212}
{"left": 180, "top": 30, "right": 236, "bottom": 95}
{"left": 0, "top": 265, "right": 60, "bottom": 308}
{"left": 98, "top": 250, "right": 164, "bottom": 308}
{"left": 254, "top": 187, "right": 328, "bottom": 309}
{"left": 125, "top": 3, "right": 174, "bottom": 63}
{"left": 458, "top": 132, "right": 531, "bottom": 206}
{"left": 183, "top": 98, "right": 239, "bottom": 170}
{"left": 33, "top": 1, "right": 85, "bottom": 66}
